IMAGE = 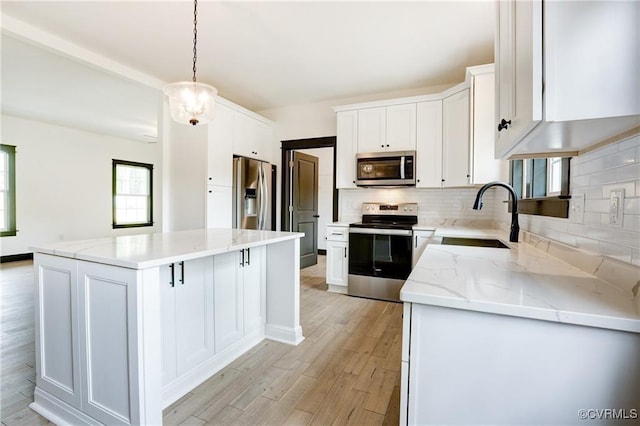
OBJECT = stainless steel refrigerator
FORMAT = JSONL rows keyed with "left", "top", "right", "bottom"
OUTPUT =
{"left": 233, "top": 157, "right": 273, "bottom": 230}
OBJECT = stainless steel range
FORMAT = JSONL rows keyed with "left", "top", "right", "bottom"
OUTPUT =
{"left": 348, "top": 203, "right": 417, "bottom": 302}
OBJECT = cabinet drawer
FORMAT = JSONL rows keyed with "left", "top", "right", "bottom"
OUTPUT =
{"left": 326, "top": 226, "right": 348, "bottom": 242}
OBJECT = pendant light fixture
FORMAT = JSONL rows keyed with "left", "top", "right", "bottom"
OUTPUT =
{"left": 163, "top": 0, "right": 217, "bottom": 126}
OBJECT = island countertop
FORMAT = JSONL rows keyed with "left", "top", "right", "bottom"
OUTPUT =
{"left": 30, "top": 228, "right": 304, "bottom": 269}
{"left": 400, "top": 230, "right": 640, "bottom": 334}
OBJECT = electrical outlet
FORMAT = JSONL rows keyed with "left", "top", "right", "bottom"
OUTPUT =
{"left": 570, "top": 193, "right": 585, "bottom": 224}
{"left": 609, "top": 189, "right": 624, "bottom": 227}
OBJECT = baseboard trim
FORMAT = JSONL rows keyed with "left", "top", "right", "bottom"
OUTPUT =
{"left": 265, "top": 324, "right": 304, "bottom": 346}
{"left": 1, "top": 253, "right": 33, "bottom": 263}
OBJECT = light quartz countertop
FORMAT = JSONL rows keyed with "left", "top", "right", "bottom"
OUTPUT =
{"left": 400, "top": 228, "right": 640, "bottom": 333}
{"left": 327, "top": 222, "right": 351, "bottom": 227}
{"left": 30, "top": 228, "right": 304, "bottom": 270}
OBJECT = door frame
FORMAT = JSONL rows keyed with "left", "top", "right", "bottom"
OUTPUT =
{"left": 280, "top": 136, "right": 338, "bottom": 235}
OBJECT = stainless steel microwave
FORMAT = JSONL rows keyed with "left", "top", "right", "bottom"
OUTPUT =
{"left": 355, "top": 151, "right": 416, "bottom": 187}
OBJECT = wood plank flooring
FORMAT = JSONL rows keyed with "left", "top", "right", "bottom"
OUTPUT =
{"left": 0, "top": 256, "right": 402, "bottom": 425}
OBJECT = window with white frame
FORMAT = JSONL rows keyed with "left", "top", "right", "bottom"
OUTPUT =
{"left": 112, "top": 160, "right": 153, "bottom": 228}
{"left": 0, "top": 145, "right": 17, "bottom": 237}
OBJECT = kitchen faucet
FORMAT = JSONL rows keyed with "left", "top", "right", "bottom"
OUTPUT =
{"left": 473, "top": 181, "right": 519, "bottom": 242}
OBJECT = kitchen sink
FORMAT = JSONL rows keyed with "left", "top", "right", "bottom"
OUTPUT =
{"left": 440, "top": 237, "right": 510, "bottom": 249}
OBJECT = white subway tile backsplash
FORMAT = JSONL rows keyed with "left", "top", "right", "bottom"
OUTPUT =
{"left": 601, "top": 182, "right": 635, "bottom": 199}
{"left": 623, "top": 198, "right": 640, "bottom": 215}
{"left": 584, "top": 199, "right": 610, "bottom": 213}
{"left": 497, "top": 134, "right": 640, "bottom": 268}
{"left": 602, "top": 149, "right": 637, "bottom": 169}
{"left": 617, "top": 163, "right": 640, "bottom": 182}
{"left": 616, "top": 135, "right": 640, "bottom": 152}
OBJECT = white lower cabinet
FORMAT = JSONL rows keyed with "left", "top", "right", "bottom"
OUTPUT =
{"left": 161, "top": 258, "right": 215, "bottom": 385}
{"left": 411, "top": 229, "right": 434, "bottom": 267}
{"left": 213, "top": 246, "right": 265, "bottom": 353}
{"left": 326, "top": 226, "right": 349, "bottom": 293}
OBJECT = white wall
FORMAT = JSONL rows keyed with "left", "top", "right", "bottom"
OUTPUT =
{"left": 494, "top": 134, "right": 640, "bottom": 266}
{"left": 1, "top": 114, "right": 162, "bottom": 256}
{"left": 295, "top": 147, "right": 334, "bottom": 250}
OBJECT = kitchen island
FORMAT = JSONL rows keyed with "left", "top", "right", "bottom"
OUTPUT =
{"left": 400, "top": 230, "right": 640, "bottom": 425}
{"left": 30, "top": 228, "right": 304, "bottom": 426}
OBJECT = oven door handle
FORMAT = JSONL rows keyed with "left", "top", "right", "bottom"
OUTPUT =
{"left": 349, "top": 228, "right": 412, "bottom": 237}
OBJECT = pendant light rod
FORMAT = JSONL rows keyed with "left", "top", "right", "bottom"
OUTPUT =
{"left": 192, "top": 0, "right": 198, "bottom": 83}
{"left": 163, "top": 0, "right": 217, "bottom": 126}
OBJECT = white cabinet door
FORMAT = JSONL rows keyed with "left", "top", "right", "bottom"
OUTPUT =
{"left": 234, "top": 111, "right": 273, "bottom": 162}
{"left": 160, "top": 258, "right": 215, "bottom": 381}
{"left": 77, "top": 261, "right": 139, "bottom": 426}
{"left": 336, "top": 111, "right": 358, "bottom": 189}
{"left": 243, "top": 246, "right": 265, "bottom": 336}
{"left": 326, "top": 240, "right": 348, "bottom": 288}
{"left": 160, "top": 265, "right": 177, "bottom": 385}
{"left": 213, "top": 251, "right": 244, "bottom": 352}
{"left": 175, "top": 258, "right": 215, "bottom": 375}
{"left": 442, "top": 89, "right": 470, "bottom": 188}
{"left": 495, "top": 0, "right": 542, "bottom": 156}
{"left": 357, "top": 107, "right": 386, "bottom": 153}
{"left": 470, "top": 71, "right": 501, "bottom": 184}
{"left": 415, "top": 100, "right": 443, "bottom": 188}
{"left": 234, "top": 112, "right": 261, "bottom": 160}
{"left": 207, "top": 103, "right": 234, "bottom": 187}
{"left": 411, "top": 230, "right": 434, "bottom": 267}
{"left": 33, "top": 254, "right": 82, "bottom": 409}
{"left": 386, "top": 103, "right": 417, "bottom": 151}
{"left": 206, "top": 185, "right": 232, "bottom": 228}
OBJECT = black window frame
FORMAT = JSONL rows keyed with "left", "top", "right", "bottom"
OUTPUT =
{"left": 509, "top": 157, "right": 571, "bottom": 219}
{"left": 112, "top": 159, "right": 154, "bottom": 229}
{"left": 0, "top": 144, "right": 17, "bottom": 237}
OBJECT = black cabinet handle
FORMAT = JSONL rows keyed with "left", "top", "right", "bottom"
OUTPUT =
{"left": 415, "top": 236, "right": 418, "bottom": 248}
{"left": 497, "top": 118, "right": 511, "bottom": 132}
{"left": 344, "top": 247, "right": 347, "bottom": 258}
{"left": 179, "top": 261, "right": 184, "bottom": 285}
{"left": 313, "top": 214, "right": 320, "bottom": 218}
{"left": 246, "top": 248, "right": 251, "bottom": 266}
{"left": 240, "top": 249, "right": 245, "bottom": 267}
{"left": 169, "top": 263, "right": 175, "bottom": 287}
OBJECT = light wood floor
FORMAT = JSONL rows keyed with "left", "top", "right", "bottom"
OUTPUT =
{"left": 0, "top": 256, "right": 402, "bottom": 425}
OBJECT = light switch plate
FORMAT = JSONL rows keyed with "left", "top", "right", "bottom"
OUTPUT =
{"left": 609, "top": 189, "right": 624, "bottom": 227}
{"left": 570, "top": 193, "right": 585, "bottom": 224}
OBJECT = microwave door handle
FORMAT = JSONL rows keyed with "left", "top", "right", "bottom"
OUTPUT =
{"left": 400, "top": 156, "right": 405, "bottom": 180}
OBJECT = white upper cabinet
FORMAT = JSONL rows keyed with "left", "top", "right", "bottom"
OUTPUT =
{"left": 357, "top": 105, "right": 417, "bottom": 153}
{"left": 234, "top": 111, "right": 273, "bottom": 161}
{"left": 495, "top": 0, "right": 640, "bottom": 158}
{"left": 415, "top": 100, "right": 443, "bottom": 188}
{"left": 207, "top": 103, "right": 234, "bottom": 187}
{"left": 442, "top": 88, "right": 471, "bottom": 188}
{"left": 336, "top": 111, "right": 358, "bottom": 189}
{"left": 386, "top": 104, "right": 417, "bottom": 151}
{"left": 468, "top": 65, "right": 502, "bottom": 184}
{"left": 357, "top": 107, "right": 386, "bottom": 153}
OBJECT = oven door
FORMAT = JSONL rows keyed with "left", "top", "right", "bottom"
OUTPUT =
{"left": 348, "top": 228, "right": 413, "bottom": 279}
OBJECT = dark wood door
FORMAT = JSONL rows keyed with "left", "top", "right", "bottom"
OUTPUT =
{"left": 292, "top": 151, "right": 319, "bottom": 268}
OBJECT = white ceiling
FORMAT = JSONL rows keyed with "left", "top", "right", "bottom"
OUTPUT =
{"left": 1, "top": 1, "right": 495, "bottom": 112}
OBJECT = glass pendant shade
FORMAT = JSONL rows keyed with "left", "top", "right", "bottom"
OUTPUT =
{"left": 163, "top": 81, "right": 217, "bottom": 126}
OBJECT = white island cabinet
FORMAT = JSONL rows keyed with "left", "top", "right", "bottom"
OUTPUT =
{"left": 30, "top": 229, "right": 303, "bottom": 426}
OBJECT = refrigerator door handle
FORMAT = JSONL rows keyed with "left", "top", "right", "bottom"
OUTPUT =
{"left": 258, "top": 164, "right": 265, "bottom": 230}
